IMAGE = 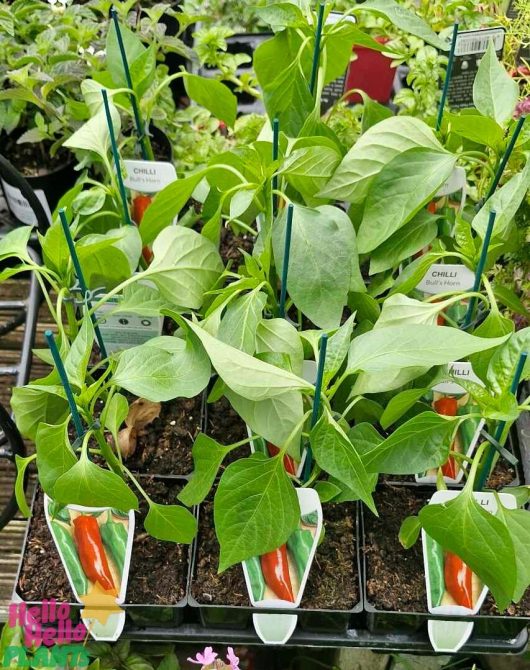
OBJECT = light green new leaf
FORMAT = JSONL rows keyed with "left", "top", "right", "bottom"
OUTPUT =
{"left": 319, "top": 116, "right": 443, "bottom": 203}
{"left": 35, "top": 418, "right": 77, "bottom": 497}
{"left": 357, "top": 148, "right": 456, "bottom": 254}
{"left": 64, "top": 315, "right": 94, "bottom": 389}
{"left": 106, "top": 20, "right": 145, "bottom": 89}
{"left": 0, "top": 226, "right": 32, "bottom": 262}
{"left": 374, "top": 294, "right": 463, "bottom": 329}
{"left": 419, "top": 489, "right": 516, "bottom": 611}
{"left": 280, "top": 145, "right": 341, "bottom": 205}
{"left": 446, "top": 112, "right": 504, "bottom": 148}
{"left": 399, "top": 516, "right": 422, "bottom": 549}
{"left": 215, "top": 453, "right": 300, "bottom": 571}
{"left": 113, "top": 334, "right": 211, "bottom": 402}
{"left": 255, "top": 318, "right": 304, "bottom": 376}
{"left": 310, "top": 409, "right": 377, "bottom": 513}
{"left": 496, "top": 499, "right": 530, "bottom": 602}
{"left": 487, "top": 328, "right": 530, "bottom": 394}
{"left": 323, "top": 313, "right": 355, "bottom": 386}
{"left": 102, "top": 393, "right": 129, "bottom": 447}
{"left": 380, "top": 388, "right": 429, "bottom": 429}
{"left": 64, "top": 105, "right": 120, "bottom": 161}
{"left": 11, "top": 380, "right": 69, "bottom": 440}
{"left": 473, "top": 41, "right": 518, "bottom": 127}
{"left": 178, "top": 434, "right": 233, "bottom": 507}
{"left": 184, "top": 74, "right": 237, "bottom": 128}
{"left": 144, "top": 502, "right": 197, "bottom": 543}
{"left": 218, "top": 289, "right": 267, "bottom": 354}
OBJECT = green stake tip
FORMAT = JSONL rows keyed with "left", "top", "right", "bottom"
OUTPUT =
{"left": 45, "top": 329, "right": 52, "bottom": 339}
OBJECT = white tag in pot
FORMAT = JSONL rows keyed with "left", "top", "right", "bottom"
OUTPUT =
{"left": 242, "top": 488, "right": 323, "bottom": 645}
{"left": 1, "top": 179, "right": 52, "bottom": 225}
{"left": 423, "top": 490, "right": 517, "bottom": 653}
{"left": 416, "top": 263, "right": 475, "bottom": 295}
{"left": 44, "top": 495, "right": 135, "bottom": 641}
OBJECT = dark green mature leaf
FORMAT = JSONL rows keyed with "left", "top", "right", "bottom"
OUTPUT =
{"left": 54, "top": 457, "right": 139, "bottom": 511}
{"left": 496, "top": 500, "right": 530, "bottom": 602}
{"left": 357, "top": 148, "right": 456, "bottom": 254}
{"left": 380, "top": 388, "right": 429, "bottom": 429}
{"left": 184, "top": 74, "right": 237, "bottom": 128}
{"left": 144, "top": 502, "right": 197, "bottom": 543}
{"left": 310, "top": 410, "right": 377, "bottom": 513}
{"left": 35, "top": 418, "right": 77, "bottom": 497}
{"left": 178, "top": 434, "right": 233, "bottom": 507}
{"left": 272, "top": 204, "right": 354, "bottom": 329}
{"left": 473, "top": 41, "right": 518, "bottom": 127}
{"left": 314, "top": 481, "right": 342, "bottom": 503}
{"left": 262, "top": 59, "right": 315, "bottom": 137}
{"left": 399, "top": 516, "right": 421, "bottom": 549}
{"left": 113, "top": 334, "right": 211, "bottom": 402}
{"left": 487, "top": 328, "right": 530, "bottom": 394}
{"left": 419, "top": 489, "right": 516, "bottom": 611}
{"left": 215, "top": 453, "right": 300, "bottom": 571}
{"left": 365, "top": 412, "right": 456, "bottom": 474}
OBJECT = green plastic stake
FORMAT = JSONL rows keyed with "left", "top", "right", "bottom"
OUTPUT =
{"left": 309, "top": 2, "right": 326, "bottom": 97}
{"left": 101, "top": 89, "right": 133, "bottom": 227}
{"left": 110, "top": 6, "right": 153, "bottom": 161}
{"left": 272, "top": 117, "right": 280, "bottom": 217}
{"left": 436, "top": 22, "right": 459, "bottom": 132}
{"left": 462, "top": 209, "right": 496, "bottom": 329}
{"left": 45, "top": 330, "right": 84, "bottom": 438}
{"left": 279, "top": 204, "right": 294, "bottom": 319}
{"left": 475, "top": 351, "right": 528, "bottom": 491}
{"left": 485, "top": 115, "right": 526, "bottom": 201}
{"left": 302, "top": 333, "right": 328, "bottom": 482}
{"left": 58, "top": 209, "right": 108, "bottom": 360}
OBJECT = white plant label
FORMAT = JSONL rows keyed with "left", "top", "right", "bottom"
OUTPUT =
{"left": 122, "top": 160, "right": 177, "bottom": 194}
{"left": 417, "top": 264, "right": 475, "bottom": 294}
{"left": 2, "top": 179, "right": 52, "bottom": 225}
{"left": 436, "top": 166, "right": 467, "bottom": 198}
{"left": 95, "top": 296, "right": 163, "bottom": 353}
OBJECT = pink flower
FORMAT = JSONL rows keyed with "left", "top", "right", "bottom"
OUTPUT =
{"left": 187, "top": 647, "right": 218, "bottom": 666}
{"left": 226, "top": 648, "right": 240, "bottom": 669}
{"left": 514, "top": 97, "right": 530, "bottom": 118}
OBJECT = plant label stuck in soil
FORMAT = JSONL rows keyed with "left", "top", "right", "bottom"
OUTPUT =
{"left": 44, "top": 496, "right": 135, "bottom": 641}
{"left": 416, "top": 263, "right": 475, "bottom": 295}
{"left": 1, "top": 178, "right": 52, "bottom": 226}
{"left": 122, "top": 160, "right": 177, "bottom": 194}
{"left": 423, "top": 489, "right": 517, "bottom": 653}
{"left": 242, "top": 488, "right": 323, "bottom": 645}
{"left": 94, "top": 294, "right": 163, "bottom": 353}
{"left": 416, "top": 361, "right": 484, "bottom": 485}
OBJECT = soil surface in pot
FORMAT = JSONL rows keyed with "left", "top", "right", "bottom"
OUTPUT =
{"left": 2, "top": 136, "right": 69, "bottom": 177}
{"left": 124, "top": 396, "right": 203, "bottom": 475}
{"left": 195, "top": 218, "right": 254, "bottom": 268}
{"left": 18, "top": 479, "right": 188, "bottom": 605}
{"left": 364, "top": 484, "right": 530, "bottom": 615}
{"left": 205, "top": 397, "right": 250, "bottom": 468}
{"left": 191, "top": 500, "right": 359, "bottom": 610}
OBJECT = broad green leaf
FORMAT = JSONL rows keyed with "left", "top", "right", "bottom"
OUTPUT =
{"left": 399, "top": 516, "right": 421, "bottom": 549}
{"left": 64, "top": 315, "right": 94, "bottom": 389}
{"left": 496, "top": 499, "right": 530, "bottom": 602}
{"left": 40, "top": 220, "right": 70, "bottom": 278}
{"left": 357, "top": 148, "right": 456, "bottom": 254}
{"left": 255, "top": 318, "right": 304, "bottom": 376}
{"left": 380, "top": 388, "right": 429, "bottom": 429}
{"left": 314, "top": 481, "right": 342, "bottom": 503}
{"left": 323, "top": 313, "right": 355, "bottom": 386}
{"left": 369, "top": 210, "right": 438, "bottom": 275}
{"left": 319, "top": 116, "right": 443, "bottom": 203}
{"left": 353, "top": 365, "right": 431, "bottom": 395}
{"left": 139, "top": 170, "right": 207, "bottom": 245}
{"left": 446, "top": 113, "right": 504, "bottom": 148}
{"left": 272, "top": 204, "right": 354, "bottom": 329}
{"left": 15, "top": 455, "right": 35, "bottom": 517}
{"left": 143, "top": 227, "right": 223, "bottom": 309}
{"left": 224, "top": 388, "right": 304, "bottom": 454}
{"left": 374, "top": 294, "right": 462, "bottom": 329}
{"left": 254, "top": 2, "right": 305, "bottom": 29}
{"left": 473, "top": 41, "right": 518, "bottom": 127}
{"left": 468, "top": 309, "right": 514, "bottom": 382}
{"left": 11, "top": 381, "right": 69, "bottom": 440}
{"left": 144, "top": 502, "right": 197, "bottom": 543}
{"left": 347, "top": 325, "right": 509, "bottom": 375}
{"left": 218, "top": 289, "right": 267, "bottom": 354}
{"left": 487, "top": 328, "right": 530, "bottom": 394}
{"left": 185, "top": 319, "right": 312, "bottom": 401}
{"left": 108, "top": 283, "right": 169, "bottom": 317}
{"left": 183, "top": 74, "right": 237, "bottom": 128}
{"left": 35, "top": 418, "right": 77, "bottom": 497}
{"left": 129, "top": 45, "right": 156, "bottom": 99}
{"left": 419, "top": 489, "right": 516, "bottom": 611}
{"left": 215, "top": 453, "right": 300, "bottom": 571}
{"left": 310, "top": 409, "right": 377, "bottom": 513}
{"left": 365, "top": 411, "right": 457, "bottom": 474}
{"left": 0, "top": 226, "right": 32, "bottom": 262}
{"left": 113, "top": 334, "right": 211, "bottom": 402}
{"left": 63, "top": 106, "right": 120, "bottom": 161}
{"left": 280, "top": 145, "right": 341, "bottom": 205}
{"left": 54, "top": 457, "right": 139, "bottom": 510}
{"left": 493, "top": 284, "right": 530, "bottom": 318}
{"left": 178, "top": 434, "right": 232, "bottom": 507}
{"left": 103, "top": 393, "right": 129, "bottom": 446}
{"left": 106, "top": 20, "right": 145, "bottom": 89}
{"left": 500, "top": 486, "right": 530, "bottom": 507}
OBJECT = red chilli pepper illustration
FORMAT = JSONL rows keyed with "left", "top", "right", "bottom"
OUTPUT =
{"left": 260, "top": 545, "right": 295, "bottom": 602}
{"left": 444, "top": 551, "right": 473, "bottom": 608}
{"left": 73, "top": 515, "right": 117, "bottom": 594}
{"left": 434, "top": 397, "right": 458, "bottom": 479}
{"left": 266, "top": 442, "right": 297, "bottom": 476}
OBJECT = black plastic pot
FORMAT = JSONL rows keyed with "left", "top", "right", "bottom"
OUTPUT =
{"left": 13, "top": 477, "right": 191, "bottom": 631}
{"left": 361, "top": 487, "right": 530, "bottom": 640}
{"left": 187, "top": 502, "right": 364, "bottom": 634}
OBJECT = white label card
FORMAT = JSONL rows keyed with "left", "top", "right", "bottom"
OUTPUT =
{"left": 95, "top": 296, "right": 163, "bottom": 353}
{"left": 417, "top": 264, "right": 475, "bottom": 295}
{"left": 122, "top": 160, "right": 177, "bottom": 194}
{"left": 436, "top": 167, "right": 467, "bottom": 198}
{"left": 454, "top": 27, "right": 505, "bottom": 56}
{"left": 1, "top": 179, "right": 52, "bottom": 225}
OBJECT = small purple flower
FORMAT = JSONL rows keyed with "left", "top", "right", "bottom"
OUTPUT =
{"left": 226, "top": 647, "right": 240, "bottom": 669}
{"left": 187, "top": 647, "right": 218, "bottom": 666}
{"left": 514, "top": 97, "right": 530, "bottom": 118}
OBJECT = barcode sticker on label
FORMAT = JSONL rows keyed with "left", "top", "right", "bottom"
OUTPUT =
{"left": 455, "top": 28, "right": 505, "bottom": 56}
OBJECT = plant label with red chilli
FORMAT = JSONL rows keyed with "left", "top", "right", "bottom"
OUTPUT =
{"left": 416, "top": 362, "right": 484, "bottom": 485}
{"left": 417, "top": 264, "right": 475, "bottom": 295}
{"left": 242, "top": 488, "right": 323, "bottom": 645}
{"left": 44, "top": 495, "right": 135, "bottom": 642}
{"left": 122, "top": 160, "right": 177, "bottom": 194}
{"left": 1, "top": 179, "right": 52, "bottom": 226}
{"left": 423, "top": 489, "right": 516, "bottom": 653}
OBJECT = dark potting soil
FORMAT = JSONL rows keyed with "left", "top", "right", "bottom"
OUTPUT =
{"left": 124, "top": 396, "right": 203, "bottom": 475}
{"left": 18, "top": 479, "right": 188, "bottom": 605}
{"left": 364, "top": 484, "right": 530, "bottom": 616}
{"left": 191, "top": 501, "right": 359, "bottom": 610}
{"left": 1, "top": 136, "right": 68, "bottom": 177}
{"left": 219, "top": 226, "right": 254, "bottom": 268}
{"left": 205, "top": 397, "right": 250, "bottom": 468}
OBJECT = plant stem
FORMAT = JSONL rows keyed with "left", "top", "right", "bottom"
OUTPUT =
{"left": 93, "top": 426, "right": 123, "bottom": 477}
